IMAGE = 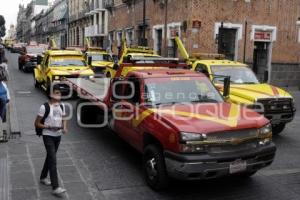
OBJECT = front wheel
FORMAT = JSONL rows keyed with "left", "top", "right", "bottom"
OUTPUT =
{"left": 18, "top": 63, "right": 22, "bottom": 70}
{"left": 143, "top": 145, "right": 169, "bottom": 190}
{"left": 272, "top": 123, "right": 286, "bottom": 135}
{"left": 33, "top": 73, "right": 39, "bottom": 88}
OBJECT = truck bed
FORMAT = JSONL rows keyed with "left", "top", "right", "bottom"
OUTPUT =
{"left": 67, "top": 78, "right": 110, "bottom": 102}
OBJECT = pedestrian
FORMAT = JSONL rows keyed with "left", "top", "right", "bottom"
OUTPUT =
{"left": 34, "top": 85, "right": 68, "bottom": 195}
{"left": 0, "top": 60, "right": 9, "bottom": 123}
{"left": 0, "top": 58, "right": 9, "bottom": 81}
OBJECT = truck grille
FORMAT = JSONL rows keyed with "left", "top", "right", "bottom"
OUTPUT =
{"left": 206, "top": 129, "right": 258, "bottom": 142}
{"left": 208, "top": 141, "right": 258, "bottom": 154}
{"left": 257, "top": 98, "right": 293, "bottom": 114}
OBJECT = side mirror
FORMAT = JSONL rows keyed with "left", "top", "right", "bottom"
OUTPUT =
{"left": 223, "top": 77, "right": 231, "bottom": 98}
{"left": 37, "top": 55, "right": 43, "bottom": 65}
{"left": 263, "top": 70, "right": 269, "bottom": 83}
{"left": 113, "top": 63, "right": 119, "bottom": 70}
{"left": 88, "top": 56, "right": 92, "bottom": 66}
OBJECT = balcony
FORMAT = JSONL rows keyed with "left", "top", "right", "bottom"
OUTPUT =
{"left": 104, "top": 0, "right": 114, "bottom": 10}
{"left": 85, "top": 25, "right": 107, "bottom": 37}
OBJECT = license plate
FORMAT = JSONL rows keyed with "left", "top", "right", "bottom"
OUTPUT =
{"left": 229, "top": 160, "right": 247, "bottom": 174}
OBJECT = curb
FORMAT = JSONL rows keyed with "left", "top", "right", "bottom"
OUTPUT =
{"left": 6, "top": 51, "right": 21, "bottom": 136}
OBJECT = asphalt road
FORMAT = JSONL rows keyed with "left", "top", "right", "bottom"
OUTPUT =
{"left": 4, "top": 50, "right": 300, "bottom": 200}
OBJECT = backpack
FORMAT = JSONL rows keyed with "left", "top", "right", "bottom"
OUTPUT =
{"left": 0, "top": 64, "right": 8, "bottom": 81}
{"left": 35, "top": 103, "right": 64, "bottom": 137}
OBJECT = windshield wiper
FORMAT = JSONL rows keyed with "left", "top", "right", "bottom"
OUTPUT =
{"left": 242, "top": 82, "right": 257, "bottom": 84}
{"left": 191, "top": 99, "right": 219, "bottom": 103}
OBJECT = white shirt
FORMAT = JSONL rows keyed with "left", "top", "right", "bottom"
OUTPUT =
{"left": 38, "top": 103, "right": 65, "bottom": 137}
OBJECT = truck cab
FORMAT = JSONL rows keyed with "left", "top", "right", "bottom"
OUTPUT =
{"left": 175, "top": 36, "right": 296, "bottom": 135}
{"left": 33, "top": 49, "right": 94, "bottom": 95}
{"left": 84, "top": 47, "right": 114, "bottom": 74}
{"left": 68, "top": 57, "right": 276, "bottom": 190}
{"left": 104, "top": 40, "right": 161, "bottom": 78}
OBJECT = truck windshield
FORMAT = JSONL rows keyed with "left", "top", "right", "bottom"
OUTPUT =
{"left": 144, "top": 77, "right": 223, "bottom": 105}
{"left": 26, "top": 47, "right": 45, "bottom": 54}
{"left": 49, "top": 56, "right": 86, "bottom": 67}
{"left": 89, "top": 53, "right": 113, "bottom": 62}
{"left": 211, "top": 65, "right": 259, "bottom": 84}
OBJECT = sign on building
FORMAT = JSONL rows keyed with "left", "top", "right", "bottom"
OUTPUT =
{"left": 254, "top": 31, "right": 272, "bottom": 42}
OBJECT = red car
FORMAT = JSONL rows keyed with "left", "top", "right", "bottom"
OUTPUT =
{"left": 18, "top": 45, "right": 47, "bottom": 72}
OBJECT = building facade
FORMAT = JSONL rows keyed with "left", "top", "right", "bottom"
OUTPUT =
{"left": 16, "top": 0, "right": 49, "bottom": 43}
{"left": 68, "top": 0, "right": 89, "bottom": 47}
{"left": 6, "top": 25, "right": 16, "bottom": 41}
{"left": 85, "top": 0, "right": 109, "bottom": 48}
{"left": 107, "top": 0, "right": 300, "bottom": 87}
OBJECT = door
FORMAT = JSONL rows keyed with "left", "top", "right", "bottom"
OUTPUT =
{"left": 156, "top": 29, "right": 163, "bottom": 55}
{"left": 253, "top": 42, "right": 269, "bottom": 82}
{"left": 113, "top": 77, "right": 142, "bottom": 149}
{"left": 168, "top": 39, "right": 177, "bottom": 58}
{"left": 218, "top": 28, "right": 237, "bottom": 60}
{"left": 41, "top": 55, "right": 50, "bottom": 82}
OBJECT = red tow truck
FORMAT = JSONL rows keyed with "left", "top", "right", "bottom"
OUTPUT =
{"left": 65, "top": 57, "right": 276, "bottom": 190}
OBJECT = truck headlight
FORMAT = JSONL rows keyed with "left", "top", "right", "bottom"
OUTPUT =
{"left": 54, "top": 76, "right": 60, "bottom": 80}
{"left": 258, "top": 124, "right": 272, "bottom": 136}
{"left": 180, "top": 132, "right": 207, "bottom": 142}
{"left": 179, "top": 132, "right": 207, "bottom": 153}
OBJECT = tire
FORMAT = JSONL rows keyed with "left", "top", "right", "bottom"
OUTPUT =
{"left": 46, "top": 79, "right": 52, "bottom": 97}
{"left": 76, "top": 100, "right": 106, "bottom": 127}
{"left": 33, "top": 73, "right": 39, "bottom": 88}
{"left": 143, "top": 145, "right": 169, "bottom": 190}
{"left": 18, "top": 63, "right": 22, "bottom": 70}
{"left": 272, "top": 123, "right": 286, "bottom": 135}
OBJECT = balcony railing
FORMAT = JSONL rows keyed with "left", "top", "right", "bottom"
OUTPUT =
{"left": 85, "top": 25, "right": 107, "bottom": 37}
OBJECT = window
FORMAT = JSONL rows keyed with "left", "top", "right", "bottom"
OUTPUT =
{"left": 195, "top": 64, "right": 209, "bottom": 77}
{"left": 124, "top": 77, "right": 140, "bottom": 104}
{"left": 117, "top": 31, "right": 123, "bottom": 47}
{"left": 126, "top": 29, "right": 134, "bottom": 46}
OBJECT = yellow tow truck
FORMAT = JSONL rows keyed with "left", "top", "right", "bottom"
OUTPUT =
{"left": 84, "top": 47, "right": 113, "bottom": 74}
{"left": 104, "top": 39, "right": 161, "bottom": 78}
{"left": 33, "top": 41, "right": 94, "bottom": 95}
{"left": 175, "top": 36, "right": 296, "bottom": 135}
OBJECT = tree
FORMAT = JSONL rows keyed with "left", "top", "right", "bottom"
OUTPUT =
{"left": 0, "top": 15, "right": 6, "bottom": 38}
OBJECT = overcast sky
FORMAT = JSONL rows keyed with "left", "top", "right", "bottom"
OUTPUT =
{"left": 1, "top": 0, "right": 33, "bottom": 31}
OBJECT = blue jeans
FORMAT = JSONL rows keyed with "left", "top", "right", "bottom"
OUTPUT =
{"left": 40, "top": 135, "right": 61, "bottom": 190}
{"left": 0, "top": 96, "right": 6, "bottom": 122}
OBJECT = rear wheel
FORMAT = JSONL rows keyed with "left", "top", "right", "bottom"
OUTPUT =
{"left": 76, "top": 100, "right": 106, "bottom": 127}
{"left": 143, "top": 145, "right": 169, "bottom": 190}
{"left": 272, "top": 123, "right": 286, "bottom": 135}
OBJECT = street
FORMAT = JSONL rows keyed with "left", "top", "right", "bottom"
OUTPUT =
{"left": 2, "top": 50, "right": 300, "bottom": 200}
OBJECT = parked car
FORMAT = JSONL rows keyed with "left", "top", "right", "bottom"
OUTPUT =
{"left": 18, "top": 44, "right": 47, "bottom": 72}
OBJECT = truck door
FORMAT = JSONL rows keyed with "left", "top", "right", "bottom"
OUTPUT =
{"left": 114, "top": 76, "right": 142, "bottom": 149}
{"left": 42, "top": 55, "right": 50, "bottom": 82}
